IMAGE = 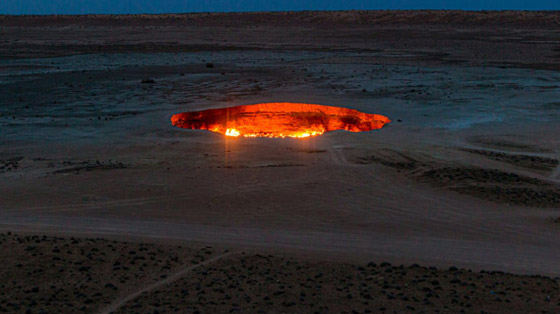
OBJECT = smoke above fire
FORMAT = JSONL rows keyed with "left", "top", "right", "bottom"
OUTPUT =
{"left": 171, "top": 103, "right": 390, "bottom": 138}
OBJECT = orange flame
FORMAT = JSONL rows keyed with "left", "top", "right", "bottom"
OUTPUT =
{"left": 225, "top": 129, "right": 241, "bottom": 137}
{"left": 171, "top": 103, "right": 390, "bottom": 138}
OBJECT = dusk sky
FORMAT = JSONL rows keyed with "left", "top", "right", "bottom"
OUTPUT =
{"left": 1, "top": 0, "right": 559, "bottom": 15}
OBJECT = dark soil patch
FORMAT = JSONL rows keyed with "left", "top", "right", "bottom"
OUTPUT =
{"left": 115, "top": 254, "right": 560, "bottom": 314}
{"left": 461, "top": 148, "right": 558, "bottom": 171}
{"left": 51, "top": 160, "right": 126, "bottom": 174}
{"left": 0, "top": 233, "right": 216, "bottom": 314}
{"left": 417, "top": 167, "right": 560, "bottom": 207}
{"left": 0, "top": 157, "right": 23, "bottom": 172}
{"left": 358, "top": 150, "right": 560, "bottom": 207}
{"left": 466, "top": 136, "right": 550, "bottom": 153}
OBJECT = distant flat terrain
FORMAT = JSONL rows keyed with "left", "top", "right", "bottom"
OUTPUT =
{"left": 2, "top": 10, "right": 560, "bottom": 71}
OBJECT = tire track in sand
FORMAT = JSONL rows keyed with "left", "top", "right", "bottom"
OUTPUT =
{"left": 98, "top": 251, "right": 236, "bottom": 314}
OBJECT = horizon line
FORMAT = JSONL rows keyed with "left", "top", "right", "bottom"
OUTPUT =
{"left": 2, "top": 9, "right": 560, "bottom": 17}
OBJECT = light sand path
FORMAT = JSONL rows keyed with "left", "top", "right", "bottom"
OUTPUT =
{"left": 98, "top": 251, "right": 236, "bottom": 314}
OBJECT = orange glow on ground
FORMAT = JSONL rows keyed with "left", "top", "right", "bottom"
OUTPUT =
{"left": 171, "top": 103, "right": 390, "bottom": 138}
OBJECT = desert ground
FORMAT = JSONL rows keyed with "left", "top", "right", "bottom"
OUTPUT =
{"left": 1, "top": 10, "right": 560, "bottom": 313}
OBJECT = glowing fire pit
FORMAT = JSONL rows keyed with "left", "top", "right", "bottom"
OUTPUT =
{"left": 171, "top": 102, "right": 390, "bottom": 138}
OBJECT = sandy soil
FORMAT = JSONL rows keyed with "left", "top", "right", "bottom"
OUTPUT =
{"left": 1, "top": 233, "right": 559, "bottom": 314}
{"left": 0, "top": 233, "right": 219, "bottom": 313}
{"left": 1, "top": 10, "right": 560, "bottom": 312}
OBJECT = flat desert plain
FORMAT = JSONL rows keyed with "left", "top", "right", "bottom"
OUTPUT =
{"left": 1, "top": 11, "right": 560, "bottom": 313}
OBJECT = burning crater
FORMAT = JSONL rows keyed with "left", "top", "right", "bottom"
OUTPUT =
{"left": 171, "top": 102, "right": 390, "bottom": 138}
